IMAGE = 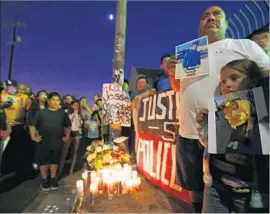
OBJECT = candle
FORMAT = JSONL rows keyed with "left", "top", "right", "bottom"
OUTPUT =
{"left": 131, "top": 170, "right": 137, "bottom": 180}
{"left": 90, "top": 171, "right": 97, "bottom": 183}
{"left": 115, "top": 163, "right": 122, "bottom": 170}
{"left": 123, "top": 165, "right": 132, "bottom": 179}
{"left": 76, "top": 180, "right": 84, "bottom": 197}
{"left": 135, "top": 177, "right": 142, "bottom": 190}
{"left": 125, "top": 179, "right": 133, "bottom": 193}
{"left": 117, "top": 181, "right": 122, "bottom": 196}
{"left": 101, "top": 168, "right": 109, "bottom": 180}
{"left": 95, "top": 175, "right": 102, "bottom": 194}
{"left": 90, "top": 183, "right": 98, "bottom": 205}
{"left": 82, "top": 171, "right": 88, "bottom": 180}
{"left": 82, "top": 171, "right": 88, "bottom": 197}
{"left": 107, "top": 176, "right": 115, "bottom": 200}
{"left": 135, "top": 177, "right": 141, "bottom": 185}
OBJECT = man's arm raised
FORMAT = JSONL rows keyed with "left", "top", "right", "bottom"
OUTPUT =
{"left": 168, "top": 56, "right": 180, "bottom": 92}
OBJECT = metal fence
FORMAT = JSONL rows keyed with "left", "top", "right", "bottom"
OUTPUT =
{"left": 226, "top": 0, "right": 269, "bottom": 39}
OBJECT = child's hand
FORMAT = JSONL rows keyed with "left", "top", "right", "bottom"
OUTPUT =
{"left": 196, "top": 108, "right": 208, "bottom": 124}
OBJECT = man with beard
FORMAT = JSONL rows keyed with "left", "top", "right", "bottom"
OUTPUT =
{"left": 1, "top": 80, "right": 33, "bottom": 180}
{"left": 167, "top": 6, "right": 269, "bottom": 213}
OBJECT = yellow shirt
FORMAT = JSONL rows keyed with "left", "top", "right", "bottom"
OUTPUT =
{"left": 1, "top": 91, "right": 32, "bottom": 126}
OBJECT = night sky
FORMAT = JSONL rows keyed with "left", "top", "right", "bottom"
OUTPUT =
{"left": 0, "top": 1, "right": 263, "bottom": 101}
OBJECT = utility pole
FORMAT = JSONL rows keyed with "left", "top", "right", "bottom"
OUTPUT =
{"left": 5, "top": 22, "right": 22, "bottom": 80}
{"left": 112, "top": 0, "right": 127, "bottom": 85}
{"left": 110, "top": 0, "right": 127, "bottom": 141}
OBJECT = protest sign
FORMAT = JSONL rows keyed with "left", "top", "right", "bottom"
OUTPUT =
{"left": 102, "top": 83, "right": 131, "bottom": 127}
{"left": 136, "top": 89, "right": 191, "bottom": 203}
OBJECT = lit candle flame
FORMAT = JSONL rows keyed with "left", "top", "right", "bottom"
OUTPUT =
{"left": 76, "top": 180, "right": 84, "bottom": 193}
{"left": 125, "top": 179, "right": 133, "bottom": 188}
{"left": 90, "top": 183, "right": 98, "bottom": 192}
{"left": 131, "top": 170, "right": 137, "bottom": 180}
{"left": 115, "top": 163, "right": 122, "bottom": 170}
{"left": 91, "top": 171, "right": 97, "bottom": 178}
{"left": 135, "top": 177, "right": 141, "bottom": 186}
{"left": 82, "top": 171, "right": 88, "bottom": 180}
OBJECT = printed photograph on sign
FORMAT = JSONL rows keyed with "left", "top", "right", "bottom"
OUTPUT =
{"left": 102, "top": 83, "right": 131, "bottom": 127}
{"left": 112, "top": 68, "right": 124, "bottom": 86}
{"left": 175, "top": 36, "right": 209, "bottom": 79}
{"left": 208, "top": 87, "right": 269, "bottom": 155}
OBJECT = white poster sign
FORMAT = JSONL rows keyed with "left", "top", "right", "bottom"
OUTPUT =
{"left": 102, "top": 83, "right": 131, "bottom": 127}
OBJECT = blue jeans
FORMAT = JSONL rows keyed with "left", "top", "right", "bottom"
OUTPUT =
{"left": 202, "top": 185, "right": 251, "bottom": 213}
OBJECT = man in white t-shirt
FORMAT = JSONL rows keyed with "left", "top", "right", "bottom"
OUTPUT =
{"left": 167, "top": 6, "right": 269, "bottom": 213}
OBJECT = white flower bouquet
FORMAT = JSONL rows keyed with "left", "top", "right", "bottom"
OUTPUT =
{"left": 85, "top": 139, "right": 131, "bottom": 171}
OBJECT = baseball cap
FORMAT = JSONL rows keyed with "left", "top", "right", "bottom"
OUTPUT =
{"left": 4, "top": 79, "right": 18, "bottom": 87}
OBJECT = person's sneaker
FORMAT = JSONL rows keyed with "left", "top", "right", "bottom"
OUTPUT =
{"left": 32, "top": 163, "right": 38, "bottom": 170}
{"left": 50, "top": 178, "right": 59, "bottom": 190}
{"left": 41, "top": 179, "right": 51, "bottom": 191}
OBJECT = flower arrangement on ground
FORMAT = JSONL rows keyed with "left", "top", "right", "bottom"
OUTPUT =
{"left": 85, "top": 137, "right": 131, "bottom": 171}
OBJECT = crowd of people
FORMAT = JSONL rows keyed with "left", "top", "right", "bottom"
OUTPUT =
{"left": 0, "top": 4, "right": 269, "bottom": 214}
{"left": 0, "top": 81, "right": 108, "bottom": 191}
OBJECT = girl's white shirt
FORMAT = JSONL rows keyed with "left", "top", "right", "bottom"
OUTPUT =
{"left": 69, "top": 111, "right": 83, "bottom": 133}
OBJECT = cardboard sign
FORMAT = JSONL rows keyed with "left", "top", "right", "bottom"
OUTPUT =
{"left": 102, "top": 83, "right": 131, "bottom": 127}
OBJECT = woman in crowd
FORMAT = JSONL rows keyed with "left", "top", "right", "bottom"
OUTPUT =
{"left": 59, "top": 100, "right": 83, "bottom": 175}
{"left": 196, "top": 59, "right": 269, "bottom": 213}
{"left": 27, "top": 90, "right": 48, "bottom": 169}
{"left": 32, "top": 90, "right": 48, "bottom": 110}
{"left": 79, "top": 97, "right": 93, "bottom": 137}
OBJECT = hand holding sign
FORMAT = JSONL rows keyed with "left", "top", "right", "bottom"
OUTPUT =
{"left": 167, "top": 56, "right": 178, "bottom": 76}
{"left": 196, "top": 108, "right": 208, "bottom": 125}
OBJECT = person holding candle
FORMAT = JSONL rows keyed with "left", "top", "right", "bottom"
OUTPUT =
{"left": 29, "top": 92, "right": 71, "bottom": 191}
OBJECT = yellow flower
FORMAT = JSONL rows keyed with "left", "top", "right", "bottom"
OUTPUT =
{"left": 95, "top": 146, "right": 103, "bottom": 153}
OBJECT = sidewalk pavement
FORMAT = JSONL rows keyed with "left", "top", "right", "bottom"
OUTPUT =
{"left": 0, "top": 138, "right": 90, "bottom": 213}
{"left": 23, "top": 170, "right": 193, "bottom": 213}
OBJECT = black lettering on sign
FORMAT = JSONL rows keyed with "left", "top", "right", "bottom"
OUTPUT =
{"left": 138, "top": 90, "right": 180, "bottom": 142}
{"left": 102, "top": 83, "right": 131, "bottom": 127}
